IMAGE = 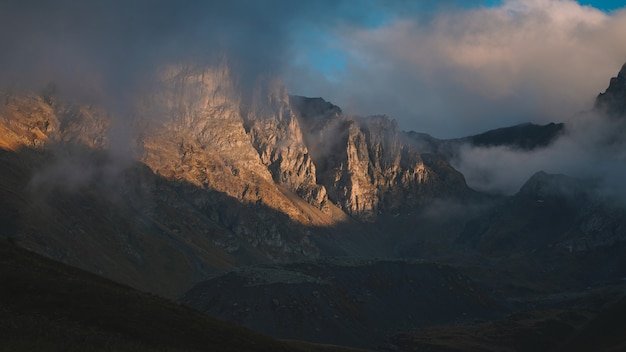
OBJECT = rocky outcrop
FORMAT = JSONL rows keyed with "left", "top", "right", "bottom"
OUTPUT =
{"left": 181, "top": 259, "right": 500, "bottom": 349}
{"left": 243, "top": 81, "right": 328, "bottom": 211}
{"left": 139, "top": 65, "right": 332, "bottom": 261}
{"left": 0, "top": 66, "right": 478, "bottom": 296}
{"left": 0, "top": 92, "right": 109, "bottom": 151}
{"left": 595, "top": 62, "right": 626, "bottom": 116}
{"left": 458, "top": 171, "right": 626, "bottom": 254}
{"left": 0, "top": 68, "right": 331, "bottom": 298}
{"left": 292, "top": 96, "right": 470, "bottom": 221}
{"left": 141, "top": 65, "right": 274, "bottom": 202}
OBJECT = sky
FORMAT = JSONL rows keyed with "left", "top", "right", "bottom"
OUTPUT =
{"left": 285, "top": 0, "right": 626, "bottom": 138}
{"left": 0, "top": 0, "right": 625, "bottom": 140}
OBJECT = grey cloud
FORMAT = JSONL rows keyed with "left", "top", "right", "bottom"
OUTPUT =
{"left": 0, "top": 0, "right": 300, "bottom": 105}
{"left": 285, "top": 0, "right": 626, "bottom": 138}
{"left": 453, "top": 109, "right": 626, "bottom": 197}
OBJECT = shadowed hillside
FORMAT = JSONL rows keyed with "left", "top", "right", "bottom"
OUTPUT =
{"left": 0, "top": 237, "right": 368, "bottom": 352}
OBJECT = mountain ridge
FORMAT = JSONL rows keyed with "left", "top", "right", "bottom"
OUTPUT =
{"left": 2, "top": 61, "right": 626, "bottom": 351}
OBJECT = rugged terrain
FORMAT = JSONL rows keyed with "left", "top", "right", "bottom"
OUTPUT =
{"left": 0, "top": 64, "right": 477, "bottom": 297}
{"left": 181, "top": 259, "right": 502, "bottom": 349}
{"left": 1, "top": 62, "right": 626, "bottom": 351}
{"left": 0, "top": 237, "right": 366, "bottom": 352}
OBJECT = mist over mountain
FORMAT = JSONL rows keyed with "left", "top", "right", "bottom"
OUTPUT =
{"left": 1, "top": 60, "right": 626, "bottom": 351}
{"left": 449, "top": 64, "right": 626, "bottom": 197}
{"left": 2, "top": 1, "right": 626, "bottom": 351}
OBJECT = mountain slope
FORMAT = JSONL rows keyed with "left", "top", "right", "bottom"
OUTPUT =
{"left": 456, "top": 171, "right": 626, "bottom": 293}
{"left": 291, "top": 96, "right": 472, "bottom": 221}
{"left": 0, "top": 141, "right": 340, "bottom": 298}
{"left": 0, "top": 237, "right": 365, "bottom": 352}
{"left": 595, "top": 62, "right": 626, "bottom": 116}
{"left": 405, "top": 122, "right": 565, "bottom": 161}
{"left": 181, "top": 259, "right": 502, "bottom": 349}
{"left": 0, "top": 68, "right": 479, "bottom": 297}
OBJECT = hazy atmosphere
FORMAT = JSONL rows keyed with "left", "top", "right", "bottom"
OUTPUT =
{"left": 1, "top": 0, "right": 625, "bottom": 137}
{"left": 3, "top": 2, "right": 626, "bottom": 351}
{"left": 2, "top": 0, "right": 626, "bottom": 196}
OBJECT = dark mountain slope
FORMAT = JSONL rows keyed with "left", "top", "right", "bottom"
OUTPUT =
{"left": 0, "top": 146, "right": 326, "bottom": 299}
{"left": 595, "top": 62, "right": 626, "bottom": 116}
{"left": 456, "top": 171, "right": 626, "bottom": 293}
{"left": 560, "top": 295, "right": 626, "bottom": 352}
{"left": 405, "top": 122, "right": 565, "bottom": 159}
{"left": 0, "top": 237, "right": 368, "bottom": 352}
{"left": 181, "top": 259, "right": 503, "bottom": 349}
{"left": 464, "top": 122, "right": 564, "bottom": 149}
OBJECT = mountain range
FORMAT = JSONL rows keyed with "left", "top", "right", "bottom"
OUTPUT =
{"left": 1, "top": 62, "right": 626, "bottom": 351}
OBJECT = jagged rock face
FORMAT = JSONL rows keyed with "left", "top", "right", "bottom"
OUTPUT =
{"left": 243, "top": 81, "right": 329, "bottom": 211}
{"left": 0, "top": 67, "right": 477, "bottom": 297}
{"left": 0, "top": 69, "right": 334, "bottom": 297}
{"left": 595, "top": 62, "right": 626, "bottom": 116}
{"left": 0, "top": 92, "right": 109, "bottom": 151}
{"left": 141, "top": 65, "right": 274, "bottom": 201}
{"left": 139, "top": 65, "right": 334, "bottom": 259}
{"left": 292, "top": 96, "right": 470, "bottom": 221}
{"left": 140, "top": 66, "right": 333, "bottom": 222}
{"left": 459, "top": 171, "right": 626, "bottom": 255}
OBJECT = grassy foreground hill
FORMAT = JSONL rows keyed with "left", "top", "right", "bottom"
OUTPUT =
{"left": 0, "top": 237, "right": 365, "bottom": 352}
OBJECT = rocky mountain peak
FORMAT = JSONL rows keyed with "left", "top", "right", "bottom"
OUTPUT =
{"left": 595, "top": 61, "right": 626, "bottom": 116}
{"left": 292, "top": 99, "right": 471, "bottom": 221}
{"left": 517, "top": 170, "right": 592, "bottom": 201}
{"left": 289, "top": 96, "right": 342, "bottom": 121}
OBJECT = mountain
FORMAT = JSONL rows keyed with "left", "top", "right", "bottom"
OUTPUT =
{"left": 291, "top": 96, "right": 472, "bottom": 221}
{"left": 457, "top": 171, "right": 626, "bottom": 293}
{"left": 0, "top": 65, "right": 476, "bottom": 297}
{"left": 0, "top": 237, "right": 365, "bottom": 352}
{"left": 181, "top": 258, "right": 502, "bottom": 349}
{"left": 595, "top": 62, "right": 626, "bottom": 116}
{"left": 2, "top": 60, "right": 626, "bottom": 351}
{"left": 405, "top": 122, "right": 565, "bottom": 160}
{"left": 0, "top": 84, "right": 330, "bottom": 298}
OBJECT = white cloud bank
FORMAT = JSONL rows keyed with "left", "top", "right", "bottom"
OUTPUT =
{"left": 286, "top": 0, "right": 626, "bottom": 138}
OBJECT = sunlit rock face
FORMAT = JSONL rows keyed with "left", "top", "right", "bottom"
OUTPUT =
{"left": 140, "top": 65, "right": 331, "bottom": 222}
{"left": 595, "top": 62, "right": 626, "bottom": 117}
{"left": 0, "top": 67, "right": 328, "bottom": 298}
{"left": 291, "top": 96, "right": 471, "bottom": 221}
{"left": 141, "top": 64, "right": 274, "bottom": 202}
{"left": 243, "top": 79, "right": 329, "bottom": 211}
{"left": 0, "top": 63, "right": 477, "bottom": 298}
{"left": 0, "top": 92, "right": 109, "bottom": 151}
{"left": 139, "top": 64, "right": 331, "bottom": 260}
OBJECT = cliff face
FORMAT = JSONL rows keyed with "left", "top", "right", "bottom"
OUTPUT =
{"left": 140, "top": 66, "right": 336, "bottom": 224}
{"left": 0, "top": 69, "right": 328, "bottom": 297}
{"left": 243, "top": 80, "right": 329, "bottom": 211}
{"left": 0, "top": 92, "right": 109, "bottom": 151}
{"left": 595, "top": 62, "right": 626, "bottom": 116}
{"left": 0, "top": 66, "right": 474, "bottom": 295}
{"left": 291, "top": 96, "right": 470, "bottom": 221}
{"left": 138, "top": 73, "right": 470, "bottom": 223}
{"left": 0, "top": 73, "right": 472, "bottom": 222}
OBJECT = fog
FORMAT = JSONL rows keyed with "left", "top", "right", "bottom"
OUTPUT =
{"left": 1, "top": 0, "right": 625, "bottom": 199}
{"left": 453, "top": 108, "right": 626, "bottom": 197}
{"left": 287, "top": 0, "right": 626, "bottom": 138}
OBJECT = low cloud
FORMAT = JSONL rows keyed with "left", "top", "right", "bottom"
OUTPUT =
{"left": 453, "top": 109, "right": 626, "bottom": 196}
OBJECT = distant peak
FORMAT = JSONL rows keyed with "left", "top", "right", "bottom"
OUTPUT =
{"left": 595, "top": 62, "right": 626, "bottom": 116}
{"left": 289, "top": 95, "right": 342, "bottom": 119}
{"left": 518, "top": 171, "right": 593, "bottom": 200}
